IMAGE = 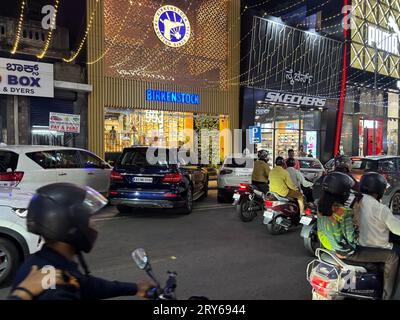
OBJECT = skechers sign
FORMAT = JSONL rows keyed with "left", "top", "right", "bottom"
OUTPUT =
{"left": 265, "top": 91, "right": 326, "bottom": 107}
{"left": 146, "top": 89, "right": 199, "bottom": 105}
{"left": 0, "top": 58, "right": 54, "bottom": 98}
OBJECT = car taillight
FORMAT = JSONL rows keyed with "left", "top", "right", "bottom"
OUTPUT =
{"left": 162, "top": 173, "right": 183, "bottom": 183}
{"left": 220, "top": 169, "right": 233, "bottom": 175}
{"left": 305, "top": 208, "right": 312, "bottom": 216}
{"left": 110, "top": 170, "right": 123, "bottom": 181}
{"left": 0, "top": 171, "right": 24, "bottom": 187}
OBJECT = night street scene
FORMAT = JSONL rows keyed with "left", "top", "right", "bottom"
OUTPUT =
{"left": 1, "top": 0, "right": 400, "bottom": 315}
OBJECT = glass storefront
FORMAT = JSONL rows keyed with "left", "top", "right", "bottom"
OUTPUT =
{"left": 254, "top": 103, "right": 323, "bottom": 160}
{"left": 340, "top": 87, "right": 399, "bottom": 156}
{"left": 104, "top": 108, "right": 230, "bottom": 163}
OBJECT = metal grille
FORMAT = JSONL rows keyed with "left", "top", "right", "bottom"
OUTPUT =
{"left": 104, "top": 0, "right": 229, "bottom": 89}
{"left": 246, "top": 17, "right": 344, "bottom": 100}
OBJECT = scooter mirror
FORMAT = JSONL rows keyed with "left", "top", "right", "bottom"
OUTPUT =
{"left": 132, "top": 248, "right": 149, "bottom": 270}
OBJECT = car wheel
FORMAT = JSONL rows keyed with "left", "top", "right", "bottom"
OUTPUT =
{"left": 181, "top": 186, "right": 193, "bottom": 215}
{"left": 391, "top": 193, "right": 400, "bottom": 215}
{"left": 0, "top": 238, "right": 20, "bottom": 286}
{"left": 117, "top": 205, "right": 133, "bottom": 214}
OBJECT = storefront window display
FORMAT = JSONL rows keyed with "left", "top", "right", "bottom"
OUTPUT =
{"left": 255, "top": 103, "right": 323, "bottom": 160}
{"left": 104, "top": 108, "right": 229, "bottom": 163}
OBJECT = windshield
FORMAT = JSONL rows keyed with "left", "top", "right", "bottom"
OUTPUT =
{"left": 299, "top": 159, "right": 322, "bottom": 169}
{"left": 118, "top": 148, "right": 169, "bottom": 168}
{"left": 224, "top": 157, "right": 254, "bottom": 168}
{"left": 0, "top": 151, "right": 19, "bottom": 172}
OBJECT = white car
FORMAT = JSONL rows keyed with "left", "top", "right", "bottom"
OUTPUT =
{"left": 0, "top": 188, "right": 43, "bottom": 285}
{"left": 297, "top": 157, "right": 325, "bottom": 183}
{"left": 0, "top": 146, "right": 112, "bottom": 196}
{"left": 217, "top": 154, "right": 257, "bottom": 202}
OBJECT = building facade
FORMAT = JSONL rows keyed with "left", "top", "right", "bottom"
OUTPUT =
{"left": 87, "top": 0, "right": 241, "bottom": 162}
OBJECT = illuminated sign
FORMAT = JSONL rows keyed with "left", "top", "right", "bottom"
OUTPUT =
{"left": 153, "top": 5, "right": 191, "bottom": 48}
{"left": 146, "top": 89, "right": 199, "bottom": 105}
{"left": 350, "top": 0, "right": 400, "bottom": 78}
{"left": 264, "top": 91, "right": 326, "bottom": 107}
{"left": 368, "top": 25, "right": 398, "bottom": 55}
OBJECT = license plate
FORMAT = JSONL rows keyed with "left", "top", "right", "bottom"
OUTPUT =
{"left": 264, "top": 210, "right": 274, "bottom": 219}
{"left": 133, "top": 177, "right": 153, "bottom": 183}
{"left": 233, "top": 194, "right": 240, "bottom": 200}
{"left": 300, "top": 216, "right": 313, "bottom": 226}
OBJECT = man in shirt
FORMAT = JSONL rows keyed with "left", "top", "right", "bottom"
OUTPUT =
{"left": 286, "top": 158, "right": 313, "bottom": 203}
{"left": 269, "top": 157, "right": 305, "bottom": 214}
{"left": 251, "top": 150, "right": 271, "bottom": 193}
{"left": 285, "top": 149, "right": 300, "bottom": 170}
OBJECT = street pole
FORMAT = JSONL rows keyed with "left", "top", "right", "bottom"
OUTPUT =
{"left": 373, "top": 42, "right": 378, "bottom": 155}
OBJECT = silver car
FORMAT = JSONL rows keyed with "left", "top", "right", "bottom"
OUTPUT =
{"left": 217, "top": 155, "right": 257, "bottom": 203}
{"left": 297, "top": 157, "right": 325, "bottom": 183}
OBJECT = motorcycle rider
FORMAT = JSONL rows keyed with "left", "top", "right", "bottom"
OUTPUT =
{"left": 313, "top": 154, "right": 358, "bottom": 202}
{"left": 286, "top": 157, "right": 313, "bottom": 203}
{"left": 269, "top": 156, "right": 305, "bottom": 214}
{"left": 251, "top": 150, "right": 271, "bottom": 194}
{"left": 8, "top": 183, "right": 155, "bottom": 300}
{"left": 317, "top": 172, "right": 399, "bottom": 300}
{"left": 285, "top": 149, "right": 300, "bottom": 170}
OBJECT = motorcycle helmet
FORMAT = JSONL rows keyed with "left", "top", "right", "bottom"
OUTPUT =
{"left": 257, "top": 149, "right": 269, "bottom": 161}
{"left": 275, "top": 156, "right": 285, "bottom": 167}
{"left": 321, "top": 172, "right": 354, "bottom": 200}
{"left": 27, "top": 183, "right": 108, "bottom": 253}
{"left": 334, "top": 155, "right": 352, "bottom": 173}
{"left": 359, "top": 172, "right": 387, "bottom": 200}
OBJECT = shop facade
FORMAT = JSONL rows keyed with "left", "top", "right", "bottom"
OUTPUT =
{"left": 339, "top": 0, "right": 400, "bottom": 156}
{"left": 240, "top": 17, "right": 344, "bottom": 163}
{"left": 87, "top": 0, "right": 241, "bottom": 163}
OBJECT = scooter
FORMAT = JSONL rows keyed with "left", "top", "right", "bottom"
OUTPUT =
{"left": 132, "top": 248, "right": 208, "bottom": 300}
{"left": 263, "top": 192, "right": 312, "bottom": 235}
{"left": 306, "top": 248, "right": 388, "bottom": 300}
{"left": 233, "top": 183, "right": 267, "bottom": 222}
{"left": 299, "top": 203, "right": 320, "bottom": 256}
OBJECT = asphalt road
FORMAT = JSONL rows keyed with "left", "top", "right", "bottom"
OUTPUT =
{"left": 0, "top": 183, "right": 313, "bottom": 300}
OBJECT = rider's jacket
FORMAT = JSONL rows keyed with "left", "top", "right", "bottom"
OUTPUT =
{"left": 269, "top": 166, "right": 298, "bottom": 197}
{"left": 317, "top": 206, "right": 357, "bottom": 257}
{"left": 9, "top": 245, "right": 137, "bottom": 300}
{"left": 251, "top": 160, "right": 271, "bottom": 183}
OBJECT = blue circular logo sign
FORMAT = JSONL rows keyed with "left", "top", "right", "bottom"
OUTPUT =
{"left": 154, "top": 5, "right": 191, "bottom": 48}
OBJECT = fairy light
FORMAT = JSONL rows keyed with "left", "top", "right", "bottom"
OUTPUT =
{"left": 63, "top": 0, "right": 100, "bottom": 62}
{"left": 37, "top": 0, "right": 60, "bottom": 59}
{"left": 11, "top": 0, "right": 26, "bottom": 54}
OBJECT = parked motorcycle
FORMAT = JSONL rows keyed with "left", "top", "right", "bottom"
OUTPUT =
{"left": 263, "top": 192, "right": 312, "bottom": 235}
{"left": 132, "top": 248, "right": 208, "bottom": 300}
{"left": 299, "top": 203, "right": 320, "bottom": 256}
{"left": 233, "top": 183, "right": 266, "bottom": 222}
{"left": 306, "top": 248, "right": 397, "bottom": 300}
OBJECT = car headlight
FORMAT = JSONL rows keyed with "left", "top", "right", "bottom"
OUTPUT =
{"left": 12, "top": 208, "right": 28, "bottom": 218}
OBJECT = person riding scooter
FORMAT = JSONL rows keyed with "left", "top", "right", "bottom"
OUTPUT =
{"left": 286, "top": 157, "right": 313, "bottom": 203}
{"left": 251, "top": 150, "right": 271, "bottom": 194}
{"left": 8, "top": 183, "right": 155, "bottom": 300}
{"left": 269, "top": 157, "right": 304, "bottom": 214}
{"left": 317, "top": 172, "right": 399, "bottom": 300}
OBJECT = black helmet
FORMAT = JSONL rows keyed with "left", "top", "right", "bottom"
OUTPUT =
{"left": 27, "top": 183, "right": 108, "bottom": 253}
{"left": 334, "top": 155, "right": 352, "bottom": 173}
{"left": 322, "top": 172, "right": 354, "bottom": 199}
{"left": 359, "top": 172, "right": 387, "bottom": 200}
{"left": 286, "top": 158, "right": 296, "bottom": 168}
{"left": 257, "top": 150, "right": 269, "bottom": 161}
{"left": 275, "top": 156, "right": 285, "bottom": 166}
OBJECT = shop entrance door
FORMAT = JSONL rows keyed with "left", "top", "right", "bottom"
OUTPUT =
{"left": 360, "top": 119, "right": 383, "bottom": 156}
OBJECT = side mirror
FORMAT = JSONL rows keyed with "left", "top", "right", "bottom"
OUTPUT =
{"left": 132, "top": 248, "right": 149, "bottom": 270}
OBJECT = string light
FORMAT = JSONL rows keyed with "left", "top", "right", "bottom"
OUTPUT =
{"left": 37, "top": 0, "right": 60, "bottom": 59}
{"left": 11, "top": 0, "right": 26, "bottom": 54}
{"left": 63, "top": 0, "right": 100, "bottom": 62}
